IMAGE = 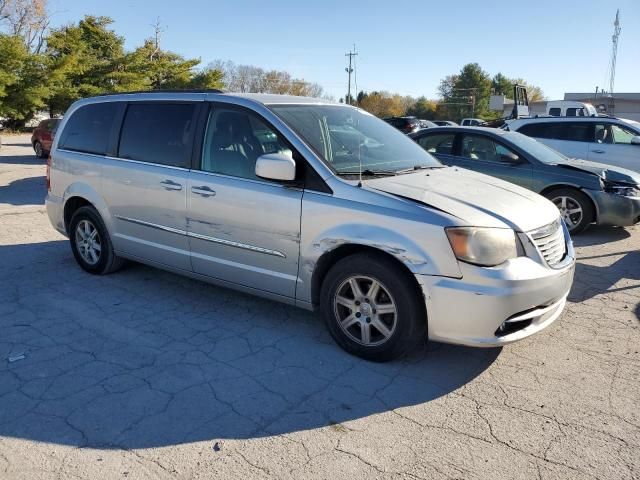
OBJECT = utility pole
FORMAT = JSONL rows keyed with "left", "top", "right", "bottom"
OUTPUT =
{"left": 345, "top": 47, "right": 358, "bottom": 105}
{"left": 607, "top": 9, "right": 621, "bottom": 115}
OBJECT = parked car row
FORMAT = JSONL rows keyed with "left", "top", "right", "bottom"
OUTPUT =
{"left": 410, "top": 126, "right": 640, "bottom": 234}
{"left": 46, "top": 91, "right": 576, "bottom": 361}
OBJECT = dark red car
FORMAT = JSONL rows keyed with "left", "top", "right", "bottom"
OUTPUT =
{"left": 31, "top": 118, "right": 61, "bottom": 158}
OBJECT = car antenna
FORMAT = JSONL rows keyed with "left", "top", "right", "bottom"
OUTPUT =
{"left": 357, "top": 146, "right": 363, "bottom": 187}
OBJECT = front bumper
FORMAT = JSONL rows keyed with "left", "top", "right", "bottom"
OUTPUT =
{"left": 417, "top": 253, "right": 575, "bottom": 347}
{"left": 589, "top": 190, "right": 640, "bottom": 227}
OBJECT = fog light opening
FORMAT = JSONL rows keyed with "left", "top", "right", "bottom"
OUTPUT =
{"left": 495, "top": 319, "right": 533, "bottom": 337}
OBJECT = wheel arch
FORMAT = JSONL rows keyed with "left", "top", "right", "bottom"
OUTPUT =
{"left": 539, "top": 184, "right": 598, "bottom": 222}
{"left": 310, "top": 243, "right": 425, "bottom": 310}
{"left": 61, "top": 183, "right": 113, "bottom": 235}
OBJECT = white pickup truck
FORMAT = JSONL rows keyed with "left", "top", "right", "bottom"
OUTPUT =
{"left": 546, "top": 101, "right": 598, "bottom": 117}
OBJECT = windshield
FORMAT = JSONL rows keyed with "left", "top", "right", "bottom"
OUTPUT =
{"left": 504, "top": 131, "right": 569, "bottom": 164}
{"left": 621, "top": 118, "right": 640, "bottom": 132}
{"left": 270, "top": 104, "right": 441, "bottom": 175}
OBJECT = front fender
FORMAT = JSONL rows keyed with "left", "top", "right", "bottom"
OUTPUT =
{"left": 296, "top": 192, "right": 463, "bottom": 304}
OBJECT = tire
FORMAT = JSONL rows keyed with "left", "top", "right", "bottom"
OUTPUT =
{"left": 34, "top": 141, "right": 46, "bottom": 158}
{"left": 543, "top": 188, "right": 594, "bottom": 234}
{"left": 68, "top": 206, "right": 124, "bottom": 275}
{"left": 320, "top": 252, "right": 426, "bottom": 362}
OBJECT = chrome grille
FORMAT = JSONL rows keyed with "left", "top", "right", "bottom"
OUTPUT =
{"left": 529, "top": 219, "right": 566, "bottom": 268}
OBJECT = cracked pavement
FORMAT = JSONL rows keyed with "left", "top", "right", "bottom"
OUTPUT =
{"left": 1, "top": 134, "right": 639, "bottom": 479}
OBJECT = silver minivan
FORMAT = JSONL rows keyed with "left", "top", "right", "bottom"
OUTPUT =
{"left": 46, "top": 91, "right": 575, "bottom": 361}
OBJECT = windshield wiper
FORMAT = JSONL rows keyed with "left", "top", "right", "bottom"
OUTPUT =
{"left": 336, "top": 169, "right": 397, "bottom": 177}
{"left": 395, "top": 165, "right": 444, "bottom": 174}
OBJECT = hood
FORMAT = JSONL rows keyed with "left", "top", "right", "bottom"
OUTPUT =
{"left": 558, "top": 159, "right": 640, "bottom": 185}
{"left": 366, "top": 167, "right": 559, "bottom": 232}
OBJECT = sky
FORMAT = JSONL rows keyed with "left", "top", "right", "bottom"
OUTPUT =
{"left": 48, "top": 0, "right": 639, "bottom": 101}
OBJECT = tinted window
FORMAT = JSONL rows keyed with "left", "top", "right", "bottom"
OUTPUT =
{"left": 565, "top": 123, "right": 591, "bottom": 141}
{"left": 201, "top": 107, "right": 291, "bottom": 180}
{"left": 566, "top": 108, "right": 578, "bottom": 117}
{"left": 418, "top": 133, "right": 455, "bottom": 155}
{"left": 518, "top": 123, "right": 547, "bottom": 138}
{"left": 548, "top": 108, "right": 561, "bottom": 116}
{"left": 58, "top": 103, "right": 119, "bottom": 155}
{"left": 530, "top": 122, "right": 590, "bottom": 142}
{"left": 119, "top": 103, "right": 195, "bottom": 167}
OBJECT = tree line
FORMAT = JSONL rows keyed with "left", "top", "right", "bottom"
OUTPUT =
{"left": 352, "top": 63, "right": 545, "bottom": 121}
{"left": 1, "top": 1, "right": 545, "bottom": 127}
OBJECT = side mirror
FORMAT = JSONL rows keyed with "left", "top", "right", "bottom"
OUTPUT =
{"left": 631, "top": 136, "right": 640, "bottom": 145}
{"left": 255, "top": 153, "right": 296, "bottom": 181}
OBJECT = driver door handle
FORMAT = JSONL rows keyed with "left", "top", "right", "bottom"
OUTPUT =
{"left": 592, "top": 149, "right": 605, "bottom": 154}
{"left": 191, "top": 186, "right": 216, "bottom": 197}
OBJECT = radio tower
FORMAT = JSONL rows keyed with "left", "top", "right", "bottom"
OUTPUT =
{"left": 607, "top": 9, "right": 621, "bottom": 115}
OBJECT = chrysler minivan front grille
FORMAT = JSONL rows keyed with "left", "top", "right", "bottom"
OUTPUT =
{"left": 529, "top": 219, "right": 566, "bottom": 268}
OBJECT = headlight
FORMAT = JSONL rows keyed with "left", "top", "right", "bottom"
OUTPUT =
{"left": 604, "top": 184, "right": 640, "bottom": 197}
{"left": 446, "top": 227, "right": 519, "bottom": 267}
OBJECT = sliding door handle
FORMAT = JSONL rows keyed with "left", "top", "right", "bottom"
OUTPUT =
{"left": 160, "top": 179, "right": 183, "bottom": 191}
{"left": 191, "top": 186, "right": 216, "bottom": 197}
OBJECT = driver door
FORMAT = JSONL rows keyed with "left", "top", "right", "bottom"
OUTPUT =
{"left": 187, "top": 104, "right": 303, "bottom": 298}
{"left": 587, "top": 122, "right": 640, "bottom": 171}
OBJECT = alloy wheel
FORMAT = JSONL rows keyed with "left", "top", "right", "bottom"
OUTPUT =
{"left": 552, "top": 195, "right": 583, "bottom": 231}
{"left": 75, "top": 219, "right": 102, "bottom": 265}
{"left": 333, "top": 275, "right": 397, "bottom": 346}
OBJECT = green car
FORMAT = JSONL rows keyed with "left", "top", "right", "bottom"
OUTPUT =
{"left": 411, "top": 127, "right": 640, "bottom": 234}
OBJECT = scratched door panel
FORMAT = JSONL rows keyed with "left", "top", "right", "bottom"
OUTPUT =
{"left": 187, "top": 172, "right": 302, "bottom": 298}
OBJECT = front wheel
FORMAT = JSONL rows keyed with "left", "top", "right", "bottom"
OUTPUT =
{"left": 320, "top": 253, "right": 426, "bottom": 362}
{"left": 544, "top": 188, "right": 594, "bottom": 234}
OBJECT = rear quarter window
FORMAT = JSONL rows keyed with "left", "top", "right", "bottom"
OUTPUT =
{"left": 58, "top": 103, "right": 119, "bottom": 155}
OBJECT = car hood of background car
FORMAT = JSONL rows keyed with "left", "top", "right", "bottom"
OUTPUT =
{"left": 366, "top": 167, "right": 559, "bottom": 232}
{"left": 557, "top": 159, "right": 640, "bottom": 185}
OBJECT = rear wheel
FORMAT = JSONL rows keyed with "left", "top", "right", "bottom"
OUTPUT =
{"left": 69, "top": 206, "right": 124, "bottom": 274}
{"left": 544, "top": 188, "right": 594, "bottom": 234}
{"left": 320, "top": 253, "right": 426, "bottom": 362}
{"left": 34, "top": 141, "right": 46, "bottom": 158}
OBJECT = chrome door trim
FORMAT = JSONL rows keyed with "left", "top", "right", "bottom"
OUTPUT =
{"left": 188, "top": 231, "right": 286, "bottom": 258}
{"left": 114, "top": 215, "right": 286, "bottom": 258}
{"left": 115, "top": 215, "right": 187, "bottom": 235}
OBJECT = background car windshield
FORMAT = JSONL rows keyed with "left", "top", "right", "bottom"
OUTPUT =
{"left": 271, "top": 105, "right": 441, "bottom": 173}
{"left": 505, "top": 131, "right": 568, "bottom": 164}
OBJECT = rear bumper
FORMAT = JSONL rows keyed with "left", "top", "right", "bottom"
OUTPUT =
{"left": 45, "top": 193, "right": 67, "bottom": 236}
{"left": 417, "top": 254, "right": 575, "bottom": 347}
{"left": 589, "top": 190, "right": 640, "bottom": 227}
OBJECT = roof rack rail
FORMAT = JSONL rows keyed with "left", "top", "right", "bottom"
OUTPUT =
{"left": 95, "top": 89, "right": 225, "bottom": 97}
